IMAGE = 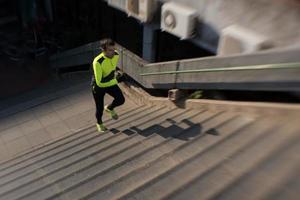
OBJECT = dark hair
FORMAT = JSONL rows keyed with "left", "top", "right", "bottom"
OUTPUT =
{"left": 100, "top": 38, "right": 115, "bottom": 50}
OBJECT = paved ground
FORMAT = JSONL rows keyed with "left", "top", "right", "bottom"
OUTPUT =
{"left": 0, "top": 72, "right": 135, "bottom": 161}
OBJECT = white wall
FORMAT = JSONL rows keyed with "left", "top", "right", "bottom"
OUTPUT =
{"left": 161, "top": 0, "right": 300, "bottom": 49}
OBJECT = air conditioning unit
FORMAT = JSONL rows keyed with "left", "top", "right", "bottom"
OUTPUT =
{"left": 218, "top": 25, "right": 273, "bottom": 56}
{"left": 161, "top": 2, "right": 198, "bottom": 40}
{"left": 107, "top": 0, "right": 127, "bottom": 12}
{"left": 126, "top": 0, "right": 157, "bottom": 22}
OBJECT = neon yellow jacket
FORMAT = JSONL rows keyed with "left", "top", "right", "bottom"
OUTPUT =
{"left": 92, "top": 51, "right": 119, "bottom": 88}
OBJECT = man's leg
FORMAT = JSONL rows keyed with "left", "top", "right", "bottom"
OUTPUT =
{"left": 92, "top": 85, "right": 105, "bottom": 124}
{"left": 105, "top": 85, "right": 125, "bottom": 119}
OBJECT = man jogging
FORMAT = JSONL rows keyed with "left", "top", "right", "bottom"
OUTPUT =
{"left": 91, "top": 38, "right": 125, "bottom": 132}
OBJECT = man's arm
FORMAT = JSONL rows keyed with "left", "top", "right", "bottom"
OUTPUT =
{"left": 93, "top": 62, "right": 102, "bottom": 87}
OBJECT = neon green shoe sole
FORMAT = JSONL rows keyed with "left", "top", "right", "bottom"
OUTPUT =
{"left": 104, "top": 105, "right": 119, "bottom": 120}
{"left": 96, "top": 123, "right": 108, "bottom": 133}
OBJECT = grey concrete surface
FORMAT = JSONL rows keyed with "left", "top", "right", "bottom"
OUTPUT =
{"left": 0, "top": 72, "right": 136, "bottom": 162}
{"left": 0, "top": 87, "right": 300, "bottom": 199}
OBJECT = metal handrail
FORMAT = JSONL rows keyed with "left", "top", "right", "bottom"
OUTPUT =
{"left": 140, "top": 62, "right": 300, "bottom": 76}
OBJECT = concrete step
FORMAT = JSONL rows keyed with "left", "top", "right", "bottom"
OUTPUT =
{"left": 3, "top": 106, "right": 195, "bottom": 198}
{"left": 41, "top": 109, "right": 202, "bottom": 200}
{"left": 0, "top": 75, "right": 90, "bottom": 118}
{"left": 0, "top": 104, "right": 154, "bottom": 186}
{"left": 0, "top": 104, "right": 138, "bottom": 172}
{"left": 0, "top": 73, "right": 299, "bottom": 200}
{"left": 189, "top": 120, "right": 300, "bottom": 200}
{"left": 262, "top": 168, "right": 300, "bottom": 200}
{"left": 65, "top": 110, "right": 244, "bottom": 200}
{"left": 0, "top": 105, "right": 179, "bottom": 200}
{"left": 119, "top": 117, "right": 274, "bottom": 200}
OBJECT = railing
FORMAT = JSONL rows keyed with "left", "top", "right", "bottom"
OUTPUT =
{"left": 50, "top": 41, "right": 300, "bottom": 91}
{"left": 140, "top": 62, "right": 300, "bottom": 76}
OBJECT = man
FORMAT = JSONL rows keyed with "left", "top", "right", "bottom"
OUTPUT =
{"left": 91, "top": 38, "right": 125, "bottom": 132}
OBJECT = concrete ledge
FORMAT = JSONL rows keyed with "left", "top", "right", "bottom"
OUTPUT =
{"left": 218, "top": 25, "right": 272, "bottom": 55}
{"left": 120, "top": 81, "right": 300, "bottom": 119}
{"left": 50, "top": 41, "right": 300, "bottom": 91}
{"left": 185, "top": 99, "right": 300, "bottom": 117}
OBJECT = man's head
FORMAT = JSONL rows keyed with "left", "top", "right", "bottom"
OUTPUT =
{"left": 100, "top": 38, "right": 116, "bottom": 58}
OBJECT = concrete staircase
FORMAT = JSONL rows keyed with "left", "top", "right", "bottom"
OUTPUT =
{"left": 0, "top": 87, "right": 299, "bottom": 199}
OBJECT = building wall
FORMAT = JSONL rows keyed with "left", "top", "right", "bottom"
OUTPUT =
{"left": 161, "top": 0, "right": 300, "bottom": 50}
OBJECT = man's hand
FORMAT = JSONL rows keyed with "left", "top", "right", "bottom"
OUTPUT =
{"left": 116, "top": 70, "right": 127, "bottom": 82}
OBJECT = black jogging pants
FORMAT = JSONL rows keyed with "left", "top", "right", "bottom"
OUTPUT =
{"left": 92, "top": 84, "right": 125, "bottom": 124}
